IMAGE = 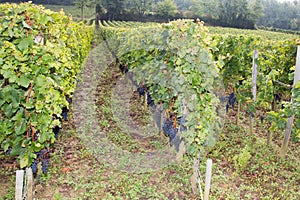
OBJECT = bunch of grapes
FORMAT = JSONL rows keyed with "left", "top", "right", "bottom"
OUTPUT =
{"left": 228, "top": 92, "right": 236, "bottom": 108}
{"left": 163, "top": 118, "right": 179, "bottom": 148}
{"left": 41, "top": 158, "right": 50, "bottom": 174}
{"left": 31, "top": 159, "right": 38, "bottom": 174}
{"left": 137, "top": 86, "right": 145, "bottom": 96}
{"left": 5, "top": 147, "right": 12, "bottom": 155}
{"left": 147, "top": 93, "right": 155, "bottom": 108}
{"left": 30, "top": 149, "right": 50, "bottom": 175}
{"left": 61, "top": 107, "right": 69, "bottom": 121}
{"left": 52, "top": 126, "right": 60, "bottom": 139}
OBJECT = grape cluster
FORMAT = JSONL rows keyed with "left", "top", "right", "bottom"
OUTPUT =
{"left": 274, "top": 93, "right": 281, "bottom": 102}
{"left": 260, "top": 115, "right": 265, "bottom": 123}
{"left": 52, "top": 126, "right": 60, "bottom": 139}
{"left": 228, "top": 92, "right": 236, "bottom": 108}
{"left": 41, "top": 159, "right": 50, "bottom": 174}
{"left": 67, "top": 97, "right": 72, "bottom": 104}
{"left": 218, "top": 92, "right": 236, "bottom": 113}
{"left": 5, "top": 147, "right": 12, "bottom": 155}
{"left": 31, "top": 159, "right": 38, "bottom": 174}
{"left": 30, "top": 149, "right": 50, "bottom": 175}
{"left": 137, "top": 86, "right": 145, "bottom": 96}
{"left": 147, "top": 93, "right": 155, "bottom": 108}
{"left": 61, "top": 107, "right": 69, "bottom": 121}
{"left": 119, "top": 64, "right": 128, "bottom": 73}
{"left": 163, "top": 119, "right": 177, "bottom": 140}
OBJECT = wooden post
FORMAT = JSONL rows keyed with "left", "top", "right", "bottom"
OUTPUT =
{"left": 250, "top": 50, "right": 258, "bottom": 134}
{"left": 177, "top": 98, "right": 188, "bottom": 162}
{"left": 25, "top": 167, "right": 33, "bottom": 200}
{"left": 204, "top": 159, "right": 213, "bottom": 200}
{"left": 280, "top": 46, "right": 300, "bottom": 157}
{"left": 15, "top": 170, "right": 24, "bottom": 200}
{"left": 252, "top": 50, "right": 258, "bottom": 101}
{"left": 144, "top": 91, "right": 148, "bottom": 109}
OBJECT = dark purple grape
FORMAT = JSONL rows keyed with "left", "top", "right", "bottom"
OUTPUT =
{"left": 260, "top": 115, "right": 264, "bottom": 123}
{"left": 62, "top": 107, "right": 69, "bottom": 121}
{"left": 31, "top": 159, "right": 38, "bottom": 174}
{"left": 41, "top": 158, "right": 50, "bottom": 174}
{"left": 37, "top": 149, "right": 47, "bottom": 159}
{"left": 5, "top": 147, "right": 12, "bottom": 155}
{"left": 274, "top": 94, "right": 281, "bottom": 102}
{"left": 119, "top": 64, "right": 128, "bottom": 73}
{"left": 163, "top": 119, "right": 173, "bottom": 136}
{"left": 163, "top": 118, "right": 178, "bottom": 148}
{"left": 229, "top": 92, "right": 234, "bottom": 100}
{"left": 66, "top": 97, "right": 72, "bottom": 104}
{"left": 147, "top": 94, "right": 155, "bottom": 108}
{"left": 169, "top": 127, "right": 177, "bottom": 142}
{"left": 228, "top": 92, "right": 236, "bottom": 108}
{"left": 226, "top": 104, "right": 230, "bottom": 113}
{"left": 137, "top": 87, "right": 145, "bottom": 96}
{"left": 52, "top": 126, "right": 60, "bottom": 138}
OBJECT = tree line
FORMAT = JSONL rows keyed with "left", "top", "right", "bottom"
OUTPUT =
{"left": 1, "top": 0, "right": 300, "bottom": 31}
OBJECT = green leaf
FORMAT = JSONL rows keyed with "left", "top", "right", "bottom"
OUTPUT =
{"left": 20, "top": 155, "right": 29, "bottom": 168}
{"left": 15, "top": 118, "right": 27, "bottom": 135}
{"left": 18, "top": 75, "right": 31, "bottom": 88}
{"left": 18, "top": 37, "right": 33, "bottom": 51}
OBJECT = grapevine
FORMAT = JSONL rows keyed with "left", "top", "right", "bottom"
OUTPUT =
{"left": 0, "top": 2, "right": 93, "bottom": 168}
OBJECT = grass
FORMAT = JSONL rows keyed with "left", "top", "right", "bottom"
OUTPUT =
{"left": 0, "top": 98, "right": 299, "bottom": 199}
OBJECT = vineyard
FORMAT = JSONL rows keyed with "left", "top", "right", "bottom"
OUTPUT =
{"left": 0, "top": 3, "right": 300, "bottom": 199}
{"left": 98, "top": 19, "right": 300, "bottom": 157}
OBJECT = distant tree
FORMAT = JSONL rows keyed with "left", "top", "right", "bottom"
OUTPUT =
{"left": 126, "top": 0, "right": 154, "bottom": 16}
{"left": 248, "top": 0, "right": 264, "bottom": 25}
{"left": 217, "top": 0, "right": 264, "bottom": 29}
{"left": 189, "top": 0, "right": 203, "bottom": 16}
{"left": 98, "top": 0, "right": 125, "bottom": 20}
{"left": 258, "top": 0, "right": 300, "bottom": 30}
{"left": 156, "top": 0, "right": 178, "bottom": 19}
{"left": 74, "top": 0, "right": 94, "bottom": 20}
{"left": 95, "top": 3, "right": 107, "bottom": 21}
{"left": 202, "top": 0, "right": 220, "bottom": 18}
{"left": 174, "top": 0, "right": 192, "bottom": 10}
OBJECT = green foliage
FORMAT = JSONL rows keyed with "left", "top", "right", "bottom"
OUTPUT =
{"left": 125, "top": 0, "right": 154, "bottom": 16}
{"left": 233, "top": 145, "right": 252, "bottom": 172}
{"left": 0, "top": 2, "right": 93, "bottom": 168}
{"left": 209, "top": 28, "right": 300, "bottom": 141}
{"left": 216, "top": 0, "right": 263, "bottom": 29}
{"left": 74, "top": 0, "right": 95, "bottom": 20}
{"left": 100, "top": 19, "right": 223, "bottom": 157}
{"left": 100, "top": 17, "right": 300, "bottom": 160}
{"left": 259, "top": 0, "right": 300, "bottom": 31}
{"left": 156, "top": 0, "right": 178, "bottom": 18}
